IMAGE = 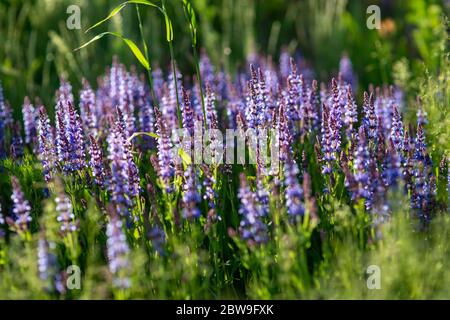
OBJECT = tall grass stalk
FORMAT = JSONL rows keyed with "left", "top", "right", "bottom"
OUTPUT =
{"left": 181, "top": 0, "right": 207, "bottom": 128}
{"left": 161, "top": 0, "right": 182, "bottom": 128}
{"left": 135, "top": 5, "right": 158, "bottom": 107}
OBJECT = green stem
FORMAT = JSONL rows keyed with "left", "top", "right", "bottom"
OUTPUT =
{"left": 135, "top": 5, "right": 158, "bottom": 108}
{"left": 192, "top": 41, "right": 207, "bottom": 129}
{"left": 181, "top": 1, "right": 207, "bottom": 128}
{"left": 162, "top": 0, "right": 182, "bottom": 128}
{"left": 168, "top": 41, "right": 183, "bottom": 128}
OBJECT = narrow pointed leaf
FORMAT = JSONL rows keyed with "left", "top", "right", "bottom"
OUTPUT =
{"left": 182, "top": 0, "right": 197, "bottom": 45}
{"left": 75, "top": 32, "right": 150, "bottom": 70}
{"left": 128, "top": 131, "right": 159, "bottom": 142}
{"left": 164, "top": 13, "right": 174, "bottom": 42}
{"left": 178, "top": 148, "right": 192, "bottom": 166}
{"left": 85, "top": 0, "right": 160, "bottom": 33}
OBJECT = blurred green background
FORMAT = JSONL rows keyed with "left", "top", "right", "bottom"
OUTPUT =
{"left": 0, "top": 0, "right": 448, "bottom": 116}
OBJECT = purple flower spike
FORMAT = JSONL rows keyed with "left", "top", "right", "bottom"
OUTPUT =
{"left": 192, "top": 81, "right": 206, "bottom": 121}
{"left": 202, "top": 165, "right": 217, "bottom": 209}
{"left": 200, "top": 52, "right": 215, "bottom": 85}
{"left": 79, "top": 79, "right": 98, "bottom": 136}
{"left": 409, "top": 122, "right": 434, "bottom": 221}
{"left": 182, "top": 87, "right": 195, "bottom": 135}
{"left": 120, "top": 66, "right": 136, "bottom": 136}
{"left": 339, "top": 54, "right": 357, "bottom": 91}
{"left": 258, "top": 68, "right": 271, "bottom": 125}
{"left": 37, "top": 236, "right": 50, "bottom": 281}
{"left": 10, "top": 121, "right": 24, "bottom": 160}
{"left": 147, "top": 225, "right": 166, "bottom": 256}
{"left": 67, "top": 101, "right": 86, "bottom": 171}
{"left": 307, "top": 79, "right": 320, "bottom": 131}
{"left": 55, "top": 98, "right": 85, "bottom": 173}
{"left": 411, "top": 160, "right": 433, "bottom": 222}
{"left": 115, "top": 109, "right": 140, "bottom": 197}
{"left": 182, "top": 165, "right": 201, "bottom": 220}
{"left": 279, "top": 49, "right": 291, "bottom": 80}
{"left": 106, "top": 212, "right": 131, "bottom": 289}
{"left": 161, "top": 84, "right": 179, "bottom": 134}
{"left": 247, "top": 66, "right": 270, "bottom": 128}
{"left": 57, "top": 76, "right": 74, "bottom": 110}
{"left": 414, "top": 123, "right": 427, "bottom": 161}
{"left": 22, "top": 96, "right": 37, "bottom": 147}
{"left": 287, "top": 59, "right": 301, "bottom": 122}
{"left": 328, "top": 79, "right": 343, "bottom": 157}
{"left": 402, "top": 129, "right": 412, "bottom": 158}
{"left": 278, "top": 100, "right": 294, "bottom": 160}
{"left": 137, "top": 78, "right": 155, "bottom": 150}
{"left": 256, "top": 174, "right": 269, "bottom": 217}
{"left": 390, "top": 105, "right": 404, "bottom": 152}
{"left": 413, "top": 124, "right": 430, "bottom": 165}
{"left": 205, "top": 82, "right": 218, "bottom": 129}
{"left": 154, "top": 107, "right": 174, "bottom": 193}
{"left": 38, "top": 106, "right": 55, "bottom": 182}
{"left": 246, "top": 79, "right": 257, "bottom": 130}
{"left": 89, "top": 135, "right": 108, "bottom": 189}
{"left": 363, "top": 92, "right": 377, "bottom": 140}
{"left": 382, "top": 140, "right": 401, "bottom": 188}
{"left": 152, "top": 67, "right": 164, "bottom": 100}
{"left": 10, "top": 176, "right": 32, "bottom": 231}
{"left": 416, "top": 97, "right": 428, "bottom": 127}
{"left": 344, "top": 85, "right": 358, "bottom": 137}
{"left": 38, "top": 233, "right": 65, "bottom": 294}
{"left": 340, "top": 152, "right": 358, "bottom": 199}
{"left": 216, "top": 69, "right": 230, "bottom": 101}
{"left": 321, "top": 104, "right": 334, "bottom": 174}
{"left": 298, "top": 74, "right": 309, "bottom": 127}
{"left": 401, "top": 130, "right": 414, "bottom": 189}
{"left": 3, "top": 102, "right": 13, "bottom": 128}
{"left": 284, "top": 155, "right": 305, "bottom": 218}
{"left": 107, "top": 124, "right": 133, "bottom": 217}
{"left": 330, "top": 78, "right": 343, "bottom": 132}
{"left": 55, "top": 189, "right": 78, "bottom": 234}
{"left": 56, "top": 109, "right": 71, "bottom": 172}
{"left": 353, "top": 127, "right": 372, "bottom": 206}
{"left": 168, "top": 64, "right": 183, "bottom": 114}
{"left": 238, "top": 173, "right": 268, "bottom": 244}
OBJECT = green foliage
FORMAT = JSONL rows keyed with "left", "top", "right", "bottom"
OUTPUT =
{"left": 419, "top": 53, "right": 450, "bottom": 155}
{"left": 406, "top": 2, "right": 447, "bottom": 75}
{"left": 316, "top": 211, "right": 450, "bottom": 299}
{"left": 182, "top": 0, "right": 198, "bottom": 46}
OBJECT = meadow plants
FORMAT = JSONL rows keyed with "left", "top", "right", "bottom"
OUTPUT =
{"left": 0, "top": 1, "right": 448, "bottom": 300}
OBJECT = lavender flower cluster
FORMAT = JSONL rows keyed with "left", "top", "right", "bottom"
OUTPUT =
{"left": 10, "top": 176, "right": 32, "bottom": 232}
{"left": 0, "top": 50, "right": 443, "bottom": 257}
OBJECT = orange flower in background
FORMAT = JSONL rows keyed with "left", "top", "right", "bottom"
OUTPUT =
{"left": 379, "top": 18, "right": 396, "bottom": 37}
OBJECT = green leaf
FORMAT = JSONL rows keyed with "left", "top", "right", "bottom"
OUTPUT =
{"left": 127, "top": 131, "right": 159, "bottom": 142}
{"left": 75, "top": 32, "right": 150, "bottom": 70}
{"left": 182, "top": 0, "right": 197, "bottom": 45}
{"left": 178, "top": 148, "right": 192, "bottom": 166}
{"left": 85, "top": 0, "right": 160, "bottom": 33}
{"left": 164, "top": 12, "right": 174, "bottom": 42}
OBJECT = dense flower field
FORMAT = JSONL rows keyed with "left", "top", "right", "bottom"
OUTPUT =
{"left": 0, "top": 0, "right": 449, "bottom": 300}
{"left": 0, "top": 48, "right": 448, "bottom": 299}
